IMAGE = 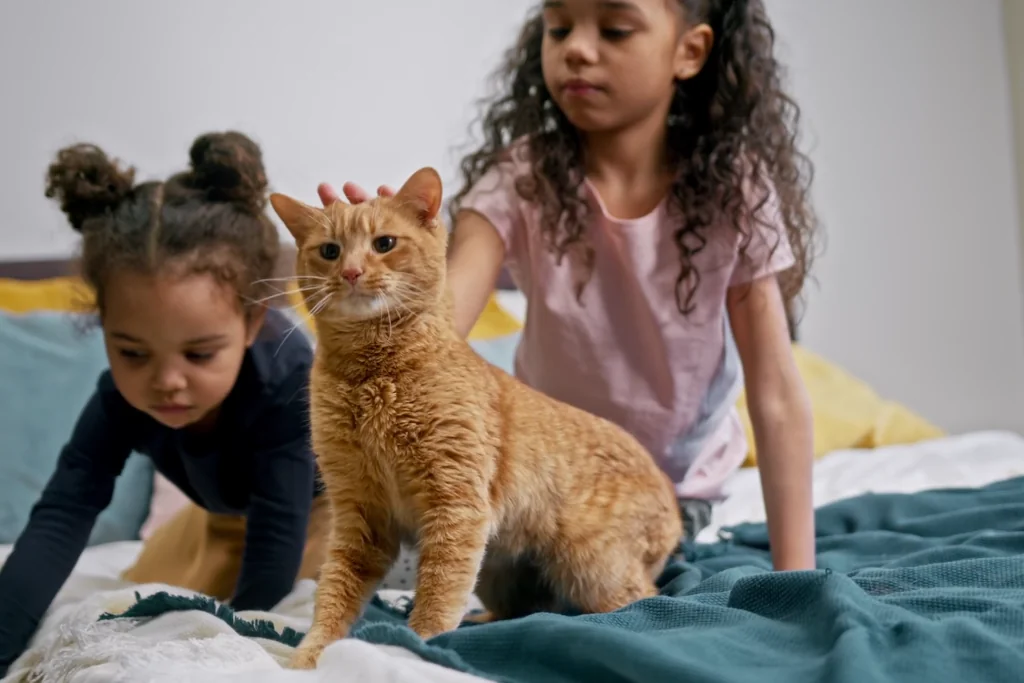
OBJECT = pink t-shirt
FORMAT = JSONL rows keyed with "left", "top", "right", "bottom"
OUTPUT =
{"left": 461, "top": 151, "right": 795, "bottom": 501}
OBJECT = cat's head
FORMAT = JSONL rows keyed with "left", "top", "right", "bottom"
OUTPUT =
{"left": 269, "top": 167, "right": 448, "bottom": 324}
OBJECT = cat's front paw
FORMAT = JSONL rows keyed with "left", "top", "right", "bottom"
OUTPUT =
{"left": 288, "top": 641, "right": 326, "bottom": 670}
{"left": 407, "top": 609, "right": 460, "bottom": 640}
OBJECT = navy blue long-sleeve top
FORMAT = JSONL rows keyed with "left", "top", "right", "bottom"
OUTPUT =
{"left": 0, "top": 309, "right": 317, "bottom": 671}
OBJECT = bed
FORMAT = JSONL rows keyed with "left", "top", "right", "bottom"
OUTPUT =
{"left": 2, "top": 256, "right": 1023, "bottom": 683}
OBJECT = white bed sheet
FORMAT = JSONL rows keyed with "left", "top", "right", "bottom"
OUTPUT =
{"left": 3, "top": 430, "right": 1023, "bottom": 682}
{"left": 698, "top": 429, "right": 1024, "bottom": 542}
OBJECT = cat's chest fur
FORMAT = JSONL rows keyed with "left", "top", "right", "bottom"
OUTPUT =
{"left": 309, "top": 356, "right": 439, "bottom": 533}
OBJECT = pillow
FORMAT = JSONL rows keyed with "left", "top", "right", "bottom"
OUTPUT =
{"left": 736, "top": 344, "right": 945, "bottom": 467}
{"left": 469, "top": 331, "right": 522, "bottom": 376}
{"left": 0, "top": 276, "right": 93, "bottom": 314}
{"left": 0, "top": 302, "right": 154, "bottom": 546}
{"left": 467, "top": 296, "right": 523, "bottom": 341}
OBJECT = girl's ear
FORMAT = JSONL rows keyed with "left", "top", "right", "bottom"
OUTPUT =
{"left": 675, "top": 23, "right": 714, "bottom": 80}
{"left": 245, "top": 305, "right": 268, "bottom": 347}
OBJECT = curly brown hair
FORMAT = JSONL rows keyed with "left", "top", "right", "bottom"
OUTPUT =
{"left": 44, "top": 131, "right": 280, "bottom": 315}
{"left": 449, "top": 0, "right": 818, "bottom": 318}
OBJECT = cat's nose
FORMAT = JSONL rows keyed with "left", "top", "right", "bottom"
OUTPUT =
{"left": 341, "top": 268, "right": 363, "bottom": 284}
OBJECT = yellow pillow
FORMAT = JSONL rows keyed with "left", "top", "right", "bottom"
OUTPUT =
{"left": 736, "top": 344, "right": 944, "bottom": 467}
{"left": 466, "top": 296, "right": 523, "bottom": 341}
{"left": 0, "top": 277, "right": 94, "bottom": 314}
{"left": 284, "top": 282, "right": 522, "bottom": 342}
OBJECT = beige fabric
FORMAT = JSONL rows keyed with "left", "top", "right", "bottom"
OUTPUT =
{"left": 122, "top": 495, "right": 329, "bottom": 602}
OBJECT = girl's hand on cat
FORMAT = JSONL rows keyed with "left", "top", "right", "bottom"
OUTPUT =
{"left": 317, "top": 182, "right": 394, "bottom": 207}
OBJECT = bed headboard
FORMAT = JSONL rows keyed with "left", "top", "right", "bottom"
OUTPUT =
{"left": 0, "top": 258, "right": 75, "bottom": 281}
{"left": 0, "top": 253, "right": 799, "bottom": 340}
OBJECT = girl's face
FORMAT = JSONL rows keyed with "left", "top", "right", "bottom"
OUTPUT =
{"left": 101, "top": 269, "right": 262, "bottom": 429}
{"left": 540, "top": 0, "right": 711, "bottom": 133}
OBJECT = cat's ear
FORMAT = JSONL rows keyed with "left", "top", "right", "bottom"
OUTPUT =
{"left": 394, "top": 167, "right": 442, "bottom": 224}
{"left": 269, "top": 193, "right": 318, "bottom": 244}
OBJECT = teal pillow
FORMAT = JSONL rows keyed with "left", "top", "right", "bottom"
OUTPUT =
{"left": 0, "top": 310, "right": 153, "bottom": 546}
{"left": 469, "top": 331, "right": 521, "bottom": 376}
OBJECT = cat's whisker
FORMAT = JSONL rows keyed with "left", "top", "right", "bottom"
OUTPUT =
{"left": 309, "top": 292, "right": 335, "bottom": 318}
{"left": 252, "top": 276, "right": 328, "bottom": 285}
{"left": 387, "top": 285, "right": 432, "bottom": 306}
{"left": 293, "top": 290, "right": 332, "bottom": 318}
{"left": 389, "top": 294, "right": 420, "bottom": 325}
{"left": 379, "top": 295, "right": 395, "bottom": 342}
{"left": 245, "top": 285, "right": 326, "bottom": 307}
{"left": 389, "top": 281, "right": 430, "bottom": 296}
{"left": 274, "top": 319, "right": 308, "bottom": 357}
{"left": 302, "top": 290, "right": 327, "bottom": 309}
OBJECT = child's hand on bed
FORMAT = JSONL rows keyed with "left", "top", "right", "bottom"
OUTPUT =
{"left": 317, "top": 182, "right": 394, "bottom": 208}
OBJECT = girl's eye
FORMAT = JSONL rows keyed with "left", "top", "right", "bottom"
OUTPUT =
{"left": 118, "top": 349, "right": 147, "bottom": 362}
{"left": 186, "top": 351, "right": 216, "bottom": 363}
{"left": 601, "top": 28, "right": 633, "bottom": 40}
{"left": 319, "top": 243, "right": 341, "bottom": 261}
{"left": 547, "top": 27, "right": 570, "bottom": 40}
{"left": 372, "top": 236, "right": 397, "bottom": 254}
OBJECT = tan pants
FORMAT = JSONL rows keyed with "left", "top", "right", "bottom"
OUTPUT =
{"left": 122, "top": 495, "right": 330, "bottom": 603}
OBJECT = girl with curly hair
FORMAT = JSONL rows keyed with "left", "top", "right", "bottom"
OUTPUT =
{"left": 326, "top": 0, "right": 818, "bottom": 570}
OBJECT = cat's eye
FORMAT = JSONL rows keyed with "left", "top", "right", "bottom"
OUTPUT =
{"left": 372, "top": 236, "right": 397, "bottom": 254}
{"left": 319, "top": 243, "right": 341, "bottom": 261}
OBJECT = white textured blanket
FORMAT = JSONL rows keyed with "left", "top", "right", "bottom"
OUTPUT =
{"left": 4, "top": 577, "right": 487, "bottom": 683}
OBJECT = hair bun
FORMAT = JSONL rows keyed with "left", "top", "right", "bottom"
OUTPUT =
{"left": 44, "top": 144, "right": 135, "bottom": 233}
{"left": 188, "top": 131, "right": 268, "bottom": 212}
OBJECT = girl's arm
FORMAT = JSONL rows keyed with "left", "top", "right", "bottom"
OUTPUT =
{"left": 727, "top": 275, "right": 816, "bottom": 571}
{"left": 448, "top": 210, "right": 507, "bottom": 338}
{"left": 232, "top": 370, "right": 317, "bottom": 612}
{"left": 0, "top": 381, "right": 132, "bottom": 673}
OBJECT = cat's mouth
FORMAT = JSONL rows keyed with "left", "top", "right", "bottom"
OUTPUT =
{"left": 322, "top": 287, "right": 391, "bottom": 321}
{"left": 310, "top": 278, "right": 422, "bottom": 323}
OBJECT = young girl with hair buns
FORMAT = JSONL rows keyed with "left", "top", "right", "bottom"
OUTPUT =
{"left": 0, "top": 131, "right": 325, "bottom": 672}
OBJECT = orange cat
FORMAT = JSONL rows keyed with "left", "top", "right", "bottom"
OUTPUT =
{"left": 270, "top": 168, "right": 683, "bottom": 670}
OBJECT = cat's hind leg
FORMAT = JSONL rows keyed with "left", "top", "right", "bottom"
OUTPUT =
{"left": 544, "top": 533, "right": 660, "bottom": 615}
{"left": 471, "top": 547, "right": 559, "bottom": 623}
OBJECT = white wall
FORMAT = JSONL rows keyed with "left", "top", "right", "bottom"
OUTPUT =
{"left": 1006, "top": 0, "right": 1024, "bottom": 310}
{"left": 2, "top": 0, "right": 1023, "bottom": 435}
{"left": 769, "top": 0, "right": 1024, "bottom": 435}
{"left": 0, "top": 0, "right": 536, "bottom": 258}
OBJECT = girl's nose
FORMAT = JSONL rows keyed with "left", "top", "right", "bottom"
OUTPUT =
{"left": 152, "top": 365, "right": 187, "bottom": 393}
{"left": 563, "top": 27, "right": 600, "bottom": 67}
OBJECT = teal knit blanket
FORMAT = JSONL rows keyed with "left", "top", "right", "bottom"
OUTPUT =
{"left": 103, "top": 476, "right": 1024, "bottom": 682}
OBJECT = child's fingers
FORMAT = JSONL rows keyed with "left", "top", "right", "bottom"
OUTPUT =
{"left": 320, "top": 182, "right": 395, "bottom": 207}
{"left": 317, "top": 182, "right": 342, "bottom": 207}
{"left": 342, "top": 182, "right": 374, "bottom": 204}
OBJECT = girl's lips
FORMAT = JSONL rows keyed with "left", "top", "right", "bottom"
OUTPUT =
{"left": 562, "top": 78, "right": 602, "bottom": 96}
{"left": 152, "top": 404, "right": 192, "bottom": 413}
